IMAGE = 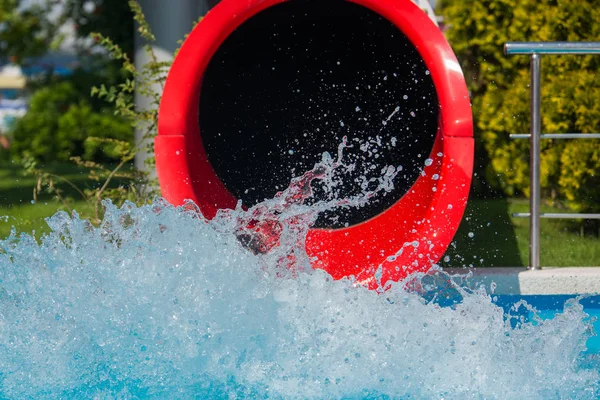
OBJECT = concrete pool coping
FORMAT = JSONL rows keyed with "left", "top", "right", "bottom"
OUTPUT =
{"left": 443, "top": 267, "right": 600, "bottom": 295}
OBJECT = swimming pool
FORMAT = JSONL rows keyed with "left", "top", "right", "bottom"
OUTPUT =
{"left": 494, "top": 294, "right": 600, "bottom": 354}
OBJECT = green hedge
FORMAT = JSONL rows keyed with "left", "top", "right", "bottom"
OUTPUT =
{"left": 11, "top": 81, "right": 133, "bottom": 164}
{"left": 442, "top": 0, "right": 600, "bottom": 212}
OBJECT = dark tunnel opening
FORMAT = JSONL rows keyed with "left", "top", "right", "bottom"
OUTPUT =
{"left": 199, "top": 0, "right": 438, "bottom": 228}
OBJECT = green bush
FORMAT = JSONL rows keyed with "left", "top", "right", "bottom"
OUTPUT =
{"left": 57, "top": 101, "right": 132, "bottom": 161}
{"left": 11, "top": 82, "right": 76, "bottom": 162}
{"left": 11, "top": 81, "right": 133, "bottom": 164}
{"left": 442, "top": 0, "right": 600, "bottom": 211}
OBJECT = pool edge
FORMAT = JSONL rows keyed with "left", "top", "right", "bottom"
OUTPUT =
{"left": 444, "top": 267, "right": 600, "bottom": 295}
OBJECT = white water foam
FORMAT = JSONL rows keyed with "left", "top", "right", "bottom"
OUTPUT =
{"left": 0, "top": 151, "right": 598, "bottom": 399}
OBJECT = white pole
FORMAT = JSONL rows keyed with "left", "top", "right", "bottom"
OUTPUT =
{"left": 134, "top": 0, "right": 217, "bottom": 174}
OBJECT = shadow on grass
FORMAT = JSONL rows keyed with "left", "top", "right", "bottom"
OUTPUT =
{"left": 441, "top": 196, "right": 524, "bottom": 268}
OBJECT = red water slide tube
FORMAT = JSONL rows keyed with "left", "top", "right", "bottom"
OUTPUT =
{"left": 156, "top": 0, "right": 474, "bottom": 288}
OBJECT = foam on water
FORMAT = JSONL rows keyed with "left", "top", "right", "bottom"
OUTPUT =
{"left": 0, "top": 151, "right": 599, "bottom": 399}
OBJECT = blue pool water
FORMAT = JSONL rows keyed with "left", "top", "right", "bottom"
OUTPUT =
{"left": 494, "top": 295, "right": 600, "bottom": 354}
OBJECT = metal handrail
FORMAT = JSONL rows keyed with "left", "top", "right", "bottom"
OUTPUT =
{"left": 513, "top": 213, "right": 600, "bottom": 220}
{"left": 505, "top": 42, "right": 600, "bottom": 55}
{"left": 510, "top": 133, "right": 600, "bottom": 139}
{"left": 505, "top": 42, "right": 600, "bottom": 270}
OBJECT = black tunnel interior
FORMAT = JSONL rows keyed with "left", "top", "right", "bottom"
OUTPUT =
{"left": 199, "top": 0, "right": 438, "bottom": 228}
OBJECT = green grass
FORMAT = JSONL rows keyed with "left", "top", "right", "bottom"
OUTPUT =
{"left": 0, "top": 162, "right": 96, "bottom": 239}
{"left": 510, "top": 199, "right": 600, "bottom": 267}
{"left": 1, "top": 162, "right": 599, "bottom": 267}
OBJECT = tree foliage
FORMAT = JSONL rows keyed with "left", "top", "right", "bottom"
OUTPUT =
{"left": 441, "top": 0, "right": 600, "bottom": 212}
{"left": 0, "top": 0, "right": 62, "bottom": 62}
{"left": 65, "top": 0, "right": 134, "bottom": 56}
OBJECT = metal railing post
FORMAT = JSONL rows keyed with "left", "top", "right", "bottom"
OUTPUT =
{"left": 529, "top": 54, "right": 542, "bottom": 270}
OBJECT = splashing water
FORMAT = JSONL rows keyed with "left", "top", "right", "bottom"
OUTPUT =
{"left": 0, "top": 147, "right": 599, "bottom": 399}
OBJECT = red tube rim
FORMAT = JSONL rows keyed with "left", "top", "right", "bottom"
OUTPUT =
{"left": 156, "top": 0, "right": 474, "bottom": 288}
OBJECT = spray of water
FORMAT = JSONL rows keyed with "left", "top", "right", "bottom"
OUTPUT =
{"left": 0, "top": 144, "right": 598, "bottom": 399}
